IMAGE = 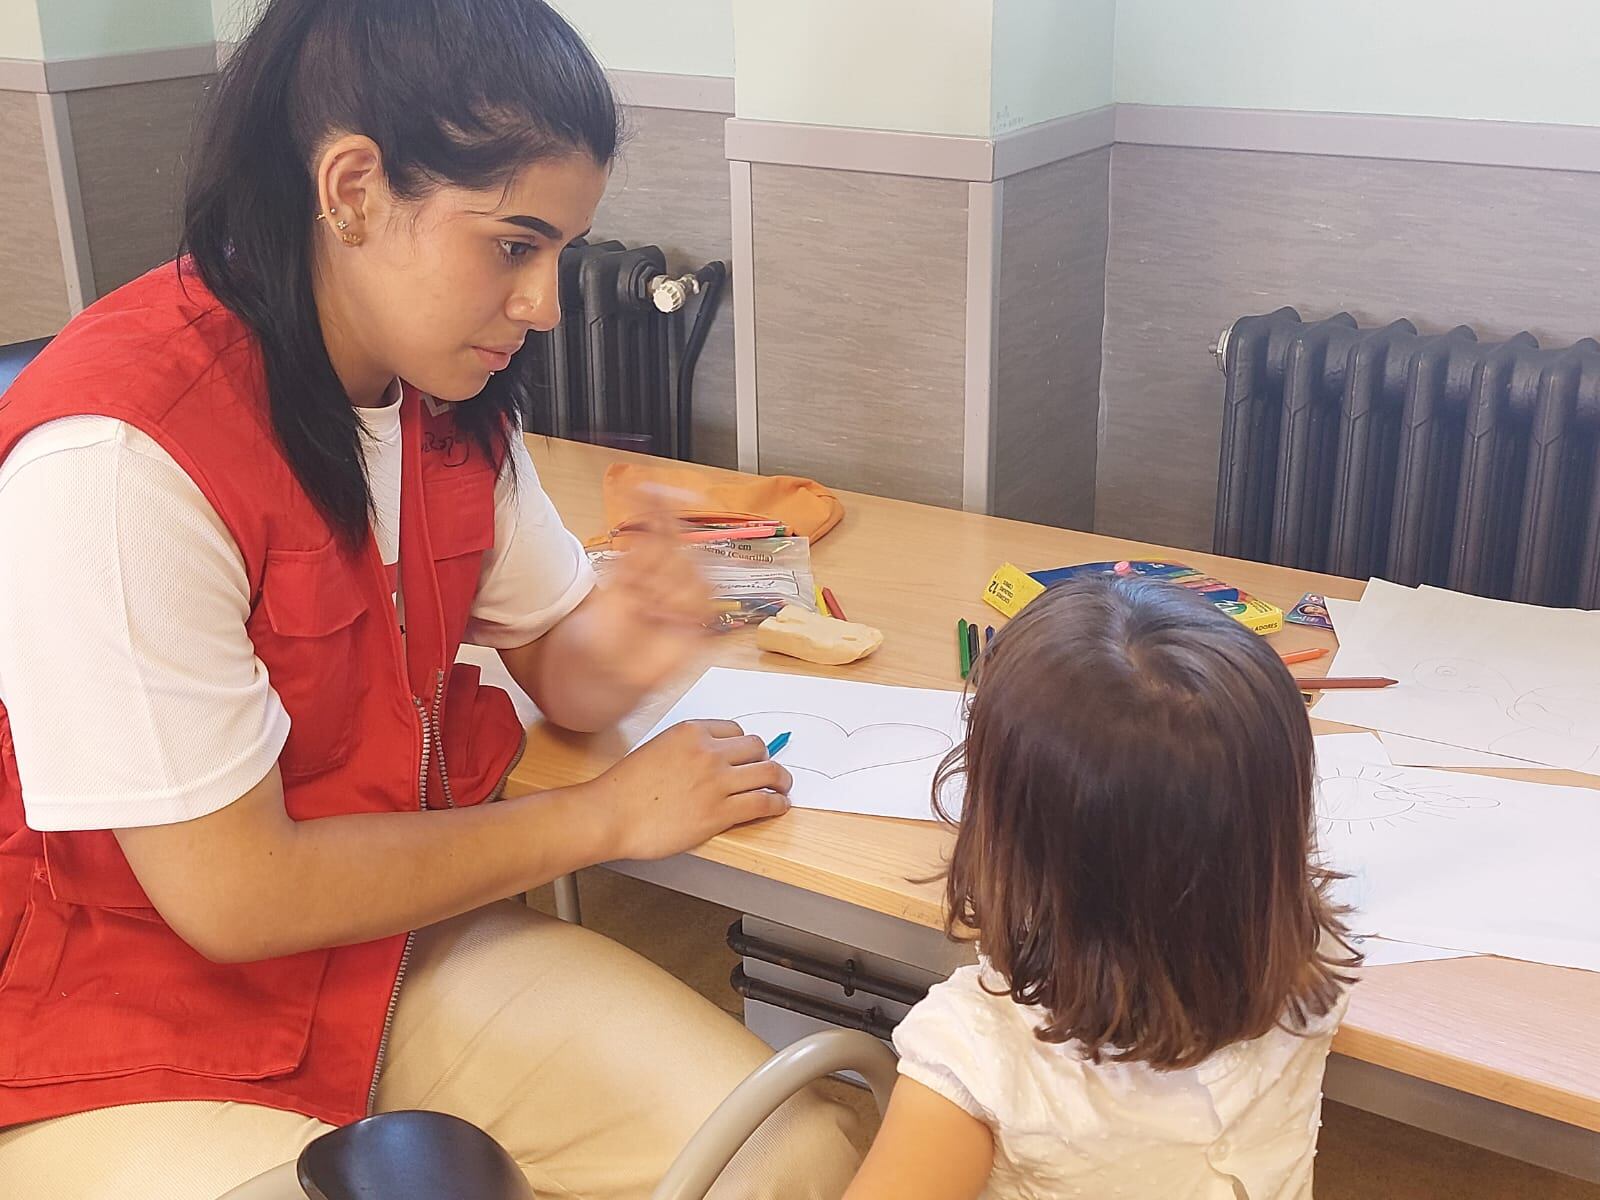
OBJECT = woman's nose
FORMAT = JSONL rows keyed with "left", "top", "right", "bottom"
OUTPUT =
{"left": 509, "top": 270, "right": 561, "bottom": 332}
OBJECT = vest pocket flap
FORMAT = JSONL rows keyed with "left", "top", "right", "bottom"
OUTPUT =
{"left": 0, "top": 892, "right": 329, "bottom": 1085}
{"left": 44, "top": 829, "right": 153, "bottom": 910}
{"left": 261, "top": 545, "right": 367, "bottom": 636}
{"left": 425, "top": 475, "right": 496, "bottom": 559}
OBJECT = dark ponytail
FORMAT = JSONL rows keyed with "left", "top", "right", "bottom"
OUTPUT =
{"left": 182, "top": 0, "right": 620, "bottom": 544}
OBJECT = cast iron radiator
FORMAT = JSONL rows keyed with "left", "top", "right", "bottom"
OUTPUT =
{"left": 1213, "top": 308, "right": 1600, "bottom": 608}
{"left": 516, "top": 239, "right": 726, "bottom": 460}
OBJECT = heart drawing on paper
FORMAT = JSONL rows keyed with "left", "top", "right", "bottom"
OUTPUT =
{"left": 734, "top": 711, "right": 954, "bottom": 779}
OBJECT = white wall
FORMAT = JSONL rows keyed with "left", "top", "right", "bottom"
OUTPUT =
{"left": 18, "top": 0, "right": 1593, "bottom": 132}
{"left": 37, "top": 0, "right": 212, "bottom": 59}
{"left": 991, "top": 0, "right": 1115, "bottom": 133}
{"left": 0, "top": 0, "right": 42, "bottom": 59}
{"left": 214, "top": 0, "right": 732, "bottom": 72}
{"left": 733, "top": 0, "right": 993, "bottom": 136}
{"left": 556, "top": 0, "right": 733, "bottom": 77}
{"left": 211, "top": 0, "right": 262, "bottom": 45}
{"left": 1115, "top": 0, "right": 1600, "bottom": 127}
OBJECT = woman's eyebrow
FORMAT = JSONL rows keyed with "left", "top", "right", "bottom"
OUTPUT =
{"left": 499, "top": 214, "right": 591, "bottom": 242}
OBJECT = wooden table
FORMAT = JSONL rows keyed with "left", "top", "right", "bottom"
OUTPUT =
{"left": 510, "top": 436, "right": 1600, "bottom": 1181}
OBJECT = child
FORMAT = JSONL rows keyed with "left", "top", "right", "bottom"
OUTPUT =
{"left": 844, "top": 577, "right": 1357, "bottom": 1200}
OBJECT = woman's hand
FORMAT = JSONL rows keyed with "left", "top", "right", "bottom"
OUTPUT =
{"left": 590, "top": 515, "right": 714, "bottom": 692}
{"left": 498, "top": 501, "right": 716, "bottom": 733}
{"left": 592, "top": 719, "right": 791, "bottom": 860}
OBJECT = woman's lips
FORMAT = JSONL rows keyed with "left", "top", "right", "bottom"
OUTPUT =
{"left": 473, "top": 346, "right": 515, "bottom": 371}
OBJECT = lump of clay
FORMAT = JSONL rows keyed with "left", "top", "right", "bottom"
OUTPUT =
{"left": 756, "top": 605, "right": 884, "bottom": 666}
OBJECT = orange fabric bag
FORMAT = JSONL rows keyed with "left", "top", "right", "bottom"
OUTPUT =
{"left": 584, "top": 462, "right": 845, "bottom": 547}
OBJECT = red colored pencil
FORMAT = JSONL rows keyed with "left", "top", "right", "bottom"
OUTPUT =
{"left": 821, "top": 587, "right": 847, "bottom": 621}
{"left": 1293, "top": 677, "right": 1398, "bottom": 690}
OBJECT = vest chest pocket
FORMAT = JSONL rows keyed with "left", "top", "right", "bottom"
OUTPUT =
{"left": 253, "top": 542, "right": 371, "bottom": 782}
{"left": 425, "top": 473, "right": 497, "bottom": 640}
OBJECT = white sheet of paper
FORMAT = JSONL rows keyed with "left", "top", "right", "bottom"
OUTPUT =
{"left": 637, "top": 667, "right": 967, "bottom": 822}
{"left": 1315, "top": 580, "right": 1600, "bottom": 771}
{"left": 1265, "top": 737, "right": 1480, "bottom": 966}
{"left": 1314, "top": 731, "right": 1391, "bottom": 769}
{"left": 1324, "top": 595, "right": 1367, "bottom": 639}
{"left": 1351, "top": 936, "right": 1475, "bottom": 967}
{"left": 1326, "top": 593, "right": 1546, "bottom": 768}
{"left": 1312, "top": 743, "right": 1600, "bottom": 971}
{"left": 1378, "top": 733, "right": 1545, "bottom": 770}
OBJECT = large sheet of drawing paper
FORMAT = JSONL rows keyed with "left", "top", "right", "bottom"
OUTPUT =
{"left": 1351, "top": 937, "right": 1474, "bottom": 967}
{"left": 1312, "top": 734, "right": 1600, "bottom": 971}
{"left": 1325, "top": 595, "right": 1546, "bottom": 768}
{"left": 1313, "top": 737, "right": 1474, "bottom": 966}
{"left": 638, "top": 667, "right": 967, "bottom": 821}
{"left": 1377, "top": 733, "right": 1541, "bottom": 770}
{"left": 1316, "top": 580, "right": 1600, "bottom": 772}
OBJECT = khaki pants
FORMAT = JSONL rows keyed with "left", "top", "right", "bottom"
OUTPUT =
{"left": 0, "top": 901, "right": 862, "bottom": 1199}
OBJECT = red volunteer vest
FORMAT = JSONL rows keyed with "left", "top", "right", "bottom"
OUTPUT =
{"left": 0, "top": 262, "right": 528, "bottom": 1127}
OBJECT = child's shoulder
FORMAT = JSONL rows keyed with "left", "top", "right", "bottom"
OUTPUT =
{"left": 905, "top": 961, "right": 1041, "bottom": 1040}
{"left": 892, "top": 962, "right": 1075, "bottom": 1124}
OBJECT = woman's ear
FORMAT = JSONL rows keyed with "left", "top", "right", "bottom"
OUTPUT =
{"left": 314, "top": 134, "right": 386, "bottom": 247}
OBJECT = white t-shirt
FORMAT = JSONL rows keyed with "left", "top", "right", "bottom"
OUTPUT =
{"left": 0, "top": 389, "right": 593, "bottom": 833}
{"left": 893, "top": 962, "right": 1347, "bottom": 1200}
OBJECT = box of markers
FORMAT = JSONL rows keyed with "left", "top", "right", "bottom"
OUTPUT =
{"left": 984, "top": 559, "right": 1284, "bottom": 635}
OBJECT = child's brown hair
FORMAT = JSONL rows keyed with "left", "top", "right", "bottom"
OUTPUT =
{"left": 936, "top": 576, "right": 1356, "bottom": 1071}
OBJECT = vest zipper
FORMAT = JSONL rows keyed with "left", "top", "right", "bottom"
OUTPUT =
{"left": 428, "top": 667, "right": 456, "bottom": 809}
{"left": 366, "top": 694, "right": 433, "bottom": 1115}
{"left": 485, "top": 726, "right": 529, "bottom": 804}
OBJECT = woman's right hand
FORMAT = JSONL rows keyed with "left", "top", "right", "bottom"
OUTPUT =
{"left": 595, "top": 720, "right": 792, "bottom": 861}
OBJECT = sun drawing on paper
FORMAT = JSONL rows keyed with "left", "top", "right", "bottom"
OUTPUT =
{"left": 1316, "top": 765, "right": 1499, "bottom": 835}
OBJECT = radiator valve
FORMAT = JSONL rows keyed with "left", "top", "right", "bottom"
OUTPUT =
{"left": 1212, "top": 323, "right": 1233, "bottom": 370}
{"left": 649, "top": 272, "right": 704, "bottom": 314}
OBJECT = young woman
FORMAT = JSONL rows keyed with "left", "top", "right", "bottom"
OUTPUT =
{"left": 0, "top": 2, "right": 858, "bottom": 1195}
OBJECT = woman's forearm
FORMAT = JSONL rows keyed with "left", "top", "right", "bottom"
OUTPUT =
{"left": 120, "top": 712, "right": 786, "bottom": 963}
{"left": 238, "top": 787, "right": 619, "bottom": 959}
{"left": 118, "top": 766, "right": 622, "bottom": 963}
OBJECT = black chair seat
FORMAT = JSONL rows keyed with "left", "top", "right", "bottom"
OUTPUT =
{"left": 0, "top": 337, "right": 51, "bottom": 396}
{"left": 297, "top": 1110, "right": 534, "bottom": 1200}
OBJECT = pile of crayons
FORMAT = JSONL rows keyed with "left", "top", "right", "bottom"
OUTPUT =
{"left": 711, "top": 597, "right": 789, "bottom": 623}
{"left": 608, "top": 515, "right": 790, "bottom": 543}
{"left": 814, "top": 585, "right": 848, "bottom": 620}
{"left": 956, "top": 618, "right": 994, "bottom": 680}
{"left": 679, "top": 518, "right": 787, "bottom": 543}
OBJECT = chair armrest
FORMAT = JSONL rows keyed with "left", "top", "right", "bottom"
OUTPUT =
{"left": 649, "top": 1029, "right": 898, "bottom": 1200}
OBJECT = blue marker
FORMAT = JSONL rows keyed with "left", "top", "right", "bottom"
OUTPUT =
{"left": 765, "top": 731, "right": 792, "bottom": 757}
